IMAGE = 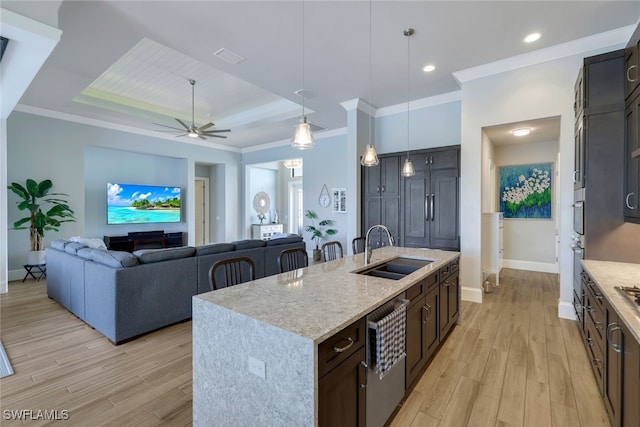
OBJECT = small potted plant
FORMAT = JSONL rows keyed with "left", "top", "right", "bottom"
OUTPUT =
{"left": 8, "top": 178, "right": 76, "bottom": 265}
{"left": 305, "top": 210, "right": 337, "bottom": 261}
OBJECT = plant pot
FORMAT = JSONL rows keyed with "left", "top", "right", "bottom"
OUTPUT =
{"left": 27, "top": 250, "right": 46, "bottom": 265}
{"left": 313, "top": 249, "right": 321, "bottom": 262}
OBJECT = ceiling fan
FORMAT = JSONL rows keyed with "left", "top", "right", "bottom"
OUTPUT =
{"left": 154, "top": 79, "right": 231, "bottom": 140}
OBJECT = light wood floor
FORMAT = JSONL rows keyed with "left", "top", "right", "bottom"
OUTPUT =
{"left": 0, "top": 269, "right": 608, "bottom": 426}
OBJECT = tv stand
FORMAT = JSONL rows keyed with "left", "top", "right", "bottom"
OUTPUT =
{"left": 104, "top": 231, "right": 185, "bottom": 252}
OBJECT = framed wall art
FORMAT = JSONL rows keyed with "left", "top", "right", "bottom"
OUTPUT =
{"left": 499, "top": 163, "right": 552, "bottom": 219}
{"left": 332, "top": 188, "right": 347, "bottom": 213}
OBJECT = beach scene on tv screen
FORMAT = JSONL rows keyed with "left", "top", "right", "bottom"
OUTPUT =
{"left": 107, "top": 183, "right": 181, "bottom": 224}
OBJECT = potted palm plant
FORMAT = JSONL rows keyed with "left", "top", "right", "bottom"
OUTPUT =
{"left": 304, "top": 210, "right": 337, "bottom": 261}
{"left": 8, "top": 178, "right": 76, "bottom": 265}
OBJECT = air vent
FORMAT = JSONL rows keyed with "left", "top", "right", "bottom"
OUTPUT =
{"left": 294, "top": 89, "right": 316, "bottom": 99}
{"left": 212, "top": 48, "right": 245, "bottom": 65}
{"left": 0, "top": 37, "right": 9, "bottom": 63}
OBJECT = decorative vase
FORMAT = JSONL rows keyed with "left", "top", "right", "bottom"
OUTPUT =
{"left": 313, "top": 249, "right": 321, "bottom": 262}
{"left": 27, "top": 250, "right": 46, "bottom": 265}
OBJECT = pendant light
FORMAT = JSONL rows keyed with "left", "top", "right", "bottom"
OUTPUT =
{"left": 401, "top": 28, "right": 415, "bottom": 177}
{"left": 291, "top": 0, "right": 315, "bottom": 150}
{"left": 360, "top": 0, "right": 379, "bottom": 167}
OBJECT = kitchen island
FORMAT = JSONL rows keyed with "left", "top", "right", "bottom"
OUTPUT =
{"left": 192, "top": 246, "right": 460, "bottom": 426}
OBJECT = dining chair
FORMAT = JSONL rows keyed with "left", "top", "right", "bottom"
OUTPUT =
{"left": 321, "top": 241, "right": 344, "bottom": 261}
{"left": 352, "top": 237, "right": 365, "bottom": 254}
{"left": 209, "top": 256, "right": 256, "bottom": 290}
{"left": 278, "top": 247, "right": 309, "bottom": 273}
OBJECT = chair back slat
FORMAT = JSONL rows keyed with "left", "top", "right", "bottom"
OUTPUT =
{"left": 209, "top": 256, "right": 256, "bottom": 290}
{"left": 278, "top": 248, "right": 308, "bottom": 273}
{"left": 321, "top": 241, "right": 343, "bottom": 261}
{"left": 352, "top": 237, "right": 365, "bottom": 254}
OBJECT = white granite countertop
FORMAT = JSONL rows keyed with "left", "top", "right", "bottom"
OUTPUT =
{"left": 194, "top": 246, "right": 459, "bottom": 344}
{"left": 581, "top": 260, "right": 640, "bottom": 344}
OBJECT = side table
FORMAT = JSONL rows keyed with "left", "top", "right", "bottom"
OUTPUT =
{"left": 22, "top": 264, "right": 46, "bottom": 282}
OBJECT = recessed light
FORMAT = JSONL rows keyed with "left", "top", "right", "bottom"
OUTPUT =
{"left": 423, "top": 64, "right": 436, "bottom": 72}
{"left": 512, "top": 128, "right": 531, "bottom": 136}
{"left": 524, "top": 33, "right": 541, "bottom": 43}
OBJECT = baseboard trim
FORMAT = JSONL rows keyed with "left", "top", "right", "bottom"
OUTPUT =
{"left": 502, "top": 259, "right": 558, "bottom": 274}
{"left": 8, "top": 269, "right": 24, "bottom": 282}
{"left": 462, "top": 286, "right": 482, "bottom": 303}
{"left": 558, "top": 301, "right": 576, "bottom": 320}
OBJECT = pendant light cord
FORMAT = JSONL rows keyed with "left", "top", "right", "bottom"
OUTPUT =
{"left": 406, "top": 29, "right": 411, "bottom": 157}
{"left": 369, "top": 0, "right": 373, "bottom": 148}
{"left": 302, "top": 0, "right": 306, "bottom": 118}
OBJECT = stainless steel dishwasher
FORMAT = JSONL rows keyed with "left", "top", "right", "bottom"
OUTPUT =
{"left": 366, "top": 298, "right": 408, "bottom": 427}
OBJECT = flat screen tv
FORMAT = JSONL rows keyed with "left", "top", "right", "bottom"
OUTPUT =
{"left": 107, "top": 183, "right": 181, "bottom": 225}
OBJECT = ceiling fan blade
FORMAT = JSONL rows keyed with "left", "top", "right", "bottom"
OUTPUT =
{"left": 198, "top": 135, "right": 207, "bottom": 140}
{"left": 198, "top": 122, "right": 215, "bottom": 131}
{"left": 201, "top": 129, "right": 231, "bottom": 134}
{"left": 175, "top": 118, "right": 190, "bottom": 130}
{"left": 153, "top": 123, "right": 185, "bottom": 131}
{"left": 174, "top": 133, "right": 188, "bottom": 138}
{"left": 208, "top": 134, "right": 228, "bottom": 139}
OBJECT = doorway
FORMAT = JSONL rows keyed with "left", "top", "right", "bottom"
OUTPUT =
{"left": 289, "top": 179, "right": 303, "bottom": 234}
{"left": 194, "top": 177, "right": 209, "bottom": 246}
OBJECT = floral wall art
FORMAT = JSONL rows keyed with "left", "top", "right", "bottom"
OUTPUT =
{"left": 499, "top": 163, "right": 552, "bottom": 219}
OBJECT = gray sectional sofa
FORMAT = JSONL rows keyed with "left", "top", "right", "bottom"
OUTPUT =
{"left": 46, "top": 236, "right": 305, "bottom": 344}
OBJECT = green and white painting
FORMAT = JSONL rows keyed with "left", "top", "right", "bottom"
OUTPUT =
{"left": 499, "top": 163, "right": 552, "bottom": 219}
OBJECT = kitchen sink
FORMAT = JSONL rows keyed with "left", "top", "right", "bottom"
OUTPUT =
{"left": 354, "top": 256, "right": 433, "bottom": 280}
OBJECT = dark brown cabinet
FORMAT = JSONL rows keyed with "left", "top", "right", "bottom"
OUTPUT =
{"left": 439, "top": 267, "right": 459, "bottom": 339}
{"left": 574, "top": 114, "right": 585, "bottom": 189}
{"left": 402, "top": 147, "right": 459, "bottom": 250}
{"left": 363, "top": 156, "right": 400, "bottom": 246}
{"left": 103, "top": 231, "right": 185, "bottom": 252}
{"left": 625, "top": 24, "right": 640, "bottom": 100}
{"left": 624, "top": 88, "right": 640, "bottom": 222}
{"left": 318, "top": 346, "right": 367, "bottom": 427}
{"left": 405, "top": 273, "right": 440, "bottom": 387}
{"left": 604, "top": 301, "right": 640, "bottom": 427}
{"left": 318, "top": 318, "right": 367, "bottom": 427}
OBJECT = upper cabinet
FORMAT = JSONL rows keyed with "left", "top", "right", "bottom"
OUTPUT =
{"left": 363, "top": 156, "right": 401, "bottom": 246}
{"left": 625, "top": 24, "right": 640, "bottom": 100}
{"left": 574, "top": 50, "right": 625, "bottom": 118}
{"left": 624, "top": 88, "right": 640, "bottom": 222}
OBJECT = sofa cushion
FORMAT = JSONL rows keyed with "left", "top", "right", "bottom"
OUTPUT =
{"left": 65, "top": 242, "right": 88, "bottom": 254}
{"left": 232, "top": 240, "right": 266, "bottom": 250}
{"left": 50, "top": 239, "right": 69, "bottom": 250}
{"left": 133, "top": 246, "right": 196, "bottom": 264}
{"left": 195, "top": 243, "right": 236, "bottom": 257}
{"left": 90, "top": 250, "right": 139, "bottom": 268}
{"left": 76, "top": 248, "right": 97, "bottom": 260}
{"left": 265, "top": 235, "right": 304, "bottom": 246}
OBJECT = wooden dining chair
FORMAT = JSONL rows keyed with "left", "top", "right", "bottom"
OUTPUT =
{"left": 352, "top": 237, "right": 365, "bottom": 254}
{"left": 209, "top": 256, "right": 256, "bottom": 290}
{"left": 278, "top": 247, "right": 309, "bottom": 273}
{"left": 321, "top": 241, "right": 344, "bottom": 261}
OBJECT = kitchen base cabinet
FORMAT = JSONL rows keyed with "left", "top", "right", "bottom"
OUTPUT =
{"left": 440, "top": 270, "right": 459, "bottom": 339}
{"left": 405, "top": 284, "right": 439, "bottom": 387}
{"left": 604, "top": 302, "right": 640, "bottom": 427}
{"left": 318, "top": 346, "right": 367, "bottom": 427}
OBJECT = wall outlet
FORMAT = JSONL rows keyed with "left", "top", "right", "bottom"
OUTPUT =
{"left": 248, "top": 356, "right": 266, "bottom": 379}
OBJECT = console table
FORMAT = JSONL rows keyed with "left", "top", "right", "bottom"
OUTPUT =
{"left": 104, "top": 231, "right": 185, "bottom": 252}
{"left": 251, "top": 224, "right": 283, "bottom": 240}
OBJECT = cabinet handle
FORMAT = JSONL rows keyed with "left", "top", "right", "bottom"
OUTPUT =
{"left": 425, "top": 194, "right": 430, "bottom": 221}
{"left": 586, "top": 337, "right": 593, "bottom": 347}
{"left": 595, "top": 321, "right": 603, "bottom": 330}
{"left": 626, "top": 192, "right": 636, "bottom": 210}
{"left": 431, "top": 194, "right": 435, "bottom": 222}
{"left": 594, "top": 293, "right": 603, "bottom": 301}
{"left": 429, "top": 156, "right": 433, "bottom": 165}
{"left": 607, "top": 323, "right": 623, "bottom": 353}
{"left": 376, "top": 185, "right": 380, "bottom": 194}
{"left": 359, "top": 361, "right": 368, "bottom": 388}
{"left": 592, "top": 358, "right": 603, "bottom": 370}
{"left": 422, "top": 305, "right": 430, "bottom": 324}
{"left": 333, "top": 337, "right": 354, "bottom": 353}
{"left": 381, "top": 184, "right": 385, "bottom": 193}
{"left": 572, "top": 170, "right": 579, "bottom": 184}
{"left": 627, "top": 65, "right": 638, "bottom": 83}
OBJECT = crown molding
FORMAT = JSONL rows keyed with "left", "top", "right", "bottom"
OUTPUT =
{"left": 453, "top": 25, "right": 635, "bottom": 85}
{"left": 376, "top": 90, "right": 461, "bottom": 118}
{"left": 14, "top": 104, "right": 242, "bottom": 153}
{"left": 241, "top": 127, "right": 347, "bottom": 153}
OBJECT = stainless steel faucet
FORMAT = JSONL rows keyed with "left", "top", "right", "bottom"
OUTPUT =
{"left": 364, "top": 224, "right": 394, "bottom": 265}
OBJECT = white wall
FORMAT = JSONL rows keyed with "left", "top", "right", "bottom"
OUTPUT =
{"left": 459, "top": 50, "right": 615, "bottom": 314}
{"left": 1, "top": 119, "right": 7, "bottom": 293}
{"left": 246, "top": 166, "right": 278, "bottom": 237}
{"left": 6, "top": 111, "right": 242, "bottom": 278}
{"left": 494, "top": 140, "right": 559, "bottom": 271}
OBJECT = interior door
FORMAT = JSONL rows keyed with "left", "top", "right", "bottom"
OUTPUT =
{"left": 194, "top": 178, "right": 209, "bottom": 246}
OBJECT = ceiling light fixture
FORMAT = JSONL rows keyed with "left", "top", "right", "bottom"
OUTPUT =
{"left": 361, "top": 0, "right": 379, "bottom": 167}
{"left": 524, "top": 33, "right": 541, "bottom": 43}
{"left": 283, "top": 159, "right": 303, "bottom": 169}
{"left": 291, "top": 0, "right": 315, "bottom": 150}
{"left": 423, "top": 64, "right": 435, "bottom": 73}
{"left": 512, "top": 128, "right": 531, "bottom": 136}
{"left": 401, "top": 28, "right": 415, "bottom": 178}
